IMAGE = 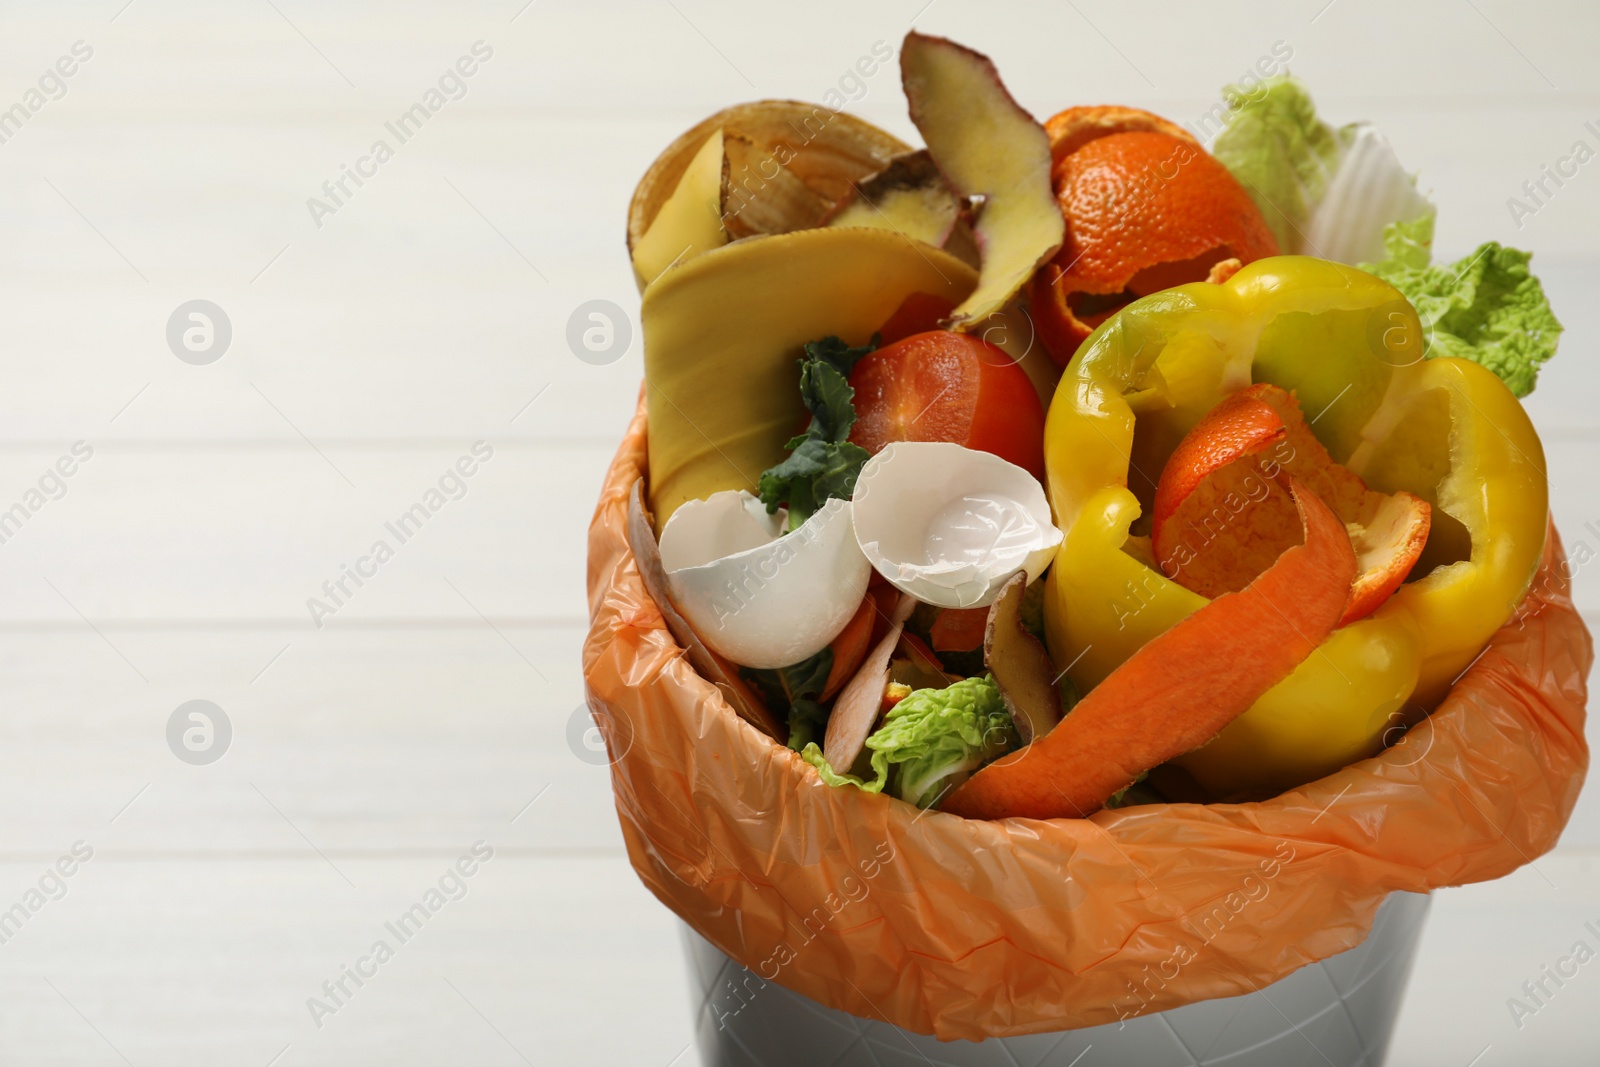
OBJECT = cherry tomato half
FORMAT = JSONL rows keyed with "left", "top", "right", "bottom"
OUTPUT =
{"left": 848, "top": 330, "right": 1046, "bottom": 480}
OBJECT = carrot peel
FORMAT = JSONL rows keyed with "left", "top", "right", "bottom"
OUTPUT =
{"left": 820, "top": 593, "right": 877, "bottom": 700}
{"left": 930, "top": 606, "right": 990, "bottom": 652}
{"left": 942, "top": 477, "right": 1356, "bottom": 821}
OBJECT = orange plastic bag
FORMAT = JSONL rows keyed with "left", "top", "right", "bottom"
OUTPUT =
{"left": 583, "top": 393, "right": 1592, "bottom": 1040}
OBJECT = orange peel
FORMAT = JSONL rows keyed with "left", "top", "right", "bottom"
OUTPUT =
{"left": 1031, "top": 113, "right": 1279, "bottom": 366}
{"left": 1153, "top": 383, "right": 1432, "bottom": 626}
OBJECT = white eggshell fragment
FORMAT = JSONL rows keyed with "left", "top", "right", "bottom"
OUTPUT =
{"left": 852, "top": 442, "right": 1061, "bottom": 609}
{"left": 657, "top": 489, "right": 785, "bottom": 570}
{"left": 658, "top": 491, "right": 871, "bottom": 669}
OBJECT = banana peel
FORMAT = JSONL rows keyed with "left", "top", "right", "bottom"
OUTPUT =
{"left": 628, "top": 101, "right": 910, "bottom": 289}
{"left": 722, "top": 131, "right": 831, "bottom": 239}
{"left": 631, "top": 128, "right": 727, "bottom": 289}
{"left": 643, "top": 227, "right": 976, "bottom": 523}
{"left": 635, "top": 34, "right": 1072, "bottom": 524}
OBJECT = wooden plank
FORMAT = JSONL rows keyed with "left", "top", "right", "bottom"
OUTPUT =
{"left": 0, "top": 624, "right": 633, "bottom": 855}
{"left": 0, "top": 854, "right": 698, "bottom": 1067}
{"left": 0, "top": 441, "right": 618, "bottom": 623}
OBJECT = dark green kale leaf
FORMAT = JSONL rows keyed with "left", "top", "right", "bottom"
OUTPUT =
{"left": 741, "top": 646, "right": 834, "bottom": 751}
{"left": 757, "top": 335, "right": 877, "bottom": 531}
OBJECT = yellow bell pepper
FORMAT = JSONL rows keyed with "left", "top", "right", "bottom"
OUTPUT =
{"left": 1043, "top": 255, "right": 1548, "bottom": 796}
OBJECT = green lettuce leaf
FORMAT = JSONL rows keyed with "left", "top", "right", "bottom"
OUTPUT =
{"left": 1361, "top": 225, "right": 1563, "bottom": 398}
{"left": 801, "top": 743, "right": 869, "bottom": 790}
{"left": 1212, "top": 75, "right": 1351, "bottom": 253}
{"left": 758, "top": 336, "right": 875, "bottom": 531}
{"left": 1373, "top": 212, "right": 1434, "bottom": 272}
{"left": 800, "top": 675, "right": 1017, "bottom": 809}
{"left": 1213, "top": 75, "right": 1433, "bottom": 263}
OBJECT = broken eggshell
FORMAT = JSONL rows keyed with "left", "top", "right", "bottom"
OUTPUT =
{"left": 657, "top": 490, "right": 871, "bottom": 669}
{"left": 852, "top": 442, "right": 1062, "bottom": 609}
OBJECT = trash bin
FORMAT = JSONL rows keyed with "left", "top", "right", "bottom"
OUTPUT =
{"left": 684, "top": 891, "right": 1430, "bottom": 1067}
{"left": 590, "top": 407, "right": 1585, "bottom": 1045}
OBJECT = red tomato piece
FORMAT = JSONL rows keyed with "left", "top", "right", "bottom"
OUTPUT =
{"left": 848, "top": 330, "right": 1046, "bottom": 480}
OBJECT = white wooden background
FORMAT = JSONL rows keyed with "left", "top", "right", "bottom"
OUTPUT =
{"left": 0, "top": 1, "right": 1593, "bottom": 1063}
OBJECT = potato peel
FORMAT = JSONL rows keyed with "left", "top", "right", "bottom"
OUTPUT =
{"left": 823, "top": 592, "right": 916, "bottom": 773}
{"left": 900, "top": 32, "right": 1063, "bottom": 330}
{"left": 821, "top": 150, "right": 963, "bottom": 248}
{"left": 983, "top": 573, "right": 1063, "bottom": 745}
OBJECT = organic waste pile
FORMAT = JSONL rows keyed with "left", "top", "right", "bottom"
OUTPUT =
{"left": 623, "top": 32, "right": 1563, "bottom": 821}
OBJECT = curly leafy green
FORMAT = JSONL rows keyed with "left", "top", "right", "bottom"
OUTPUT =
{"left": 801, "top": 675, "right": 1017, "bottom": 809}
{"left": 757, "top": 336, "right": 876, "bottom": 531}
{"left": 1362, "top": 220, "right": 1563, "bottom": 398}
{"left": 1370, "top": 212, "right": 1434, "bottom": 272}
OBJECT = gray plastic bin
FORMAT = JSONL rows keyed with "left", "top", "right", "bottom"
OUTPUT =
{"left": 684, "top": 890, "right": 1429, "bottom": 1067}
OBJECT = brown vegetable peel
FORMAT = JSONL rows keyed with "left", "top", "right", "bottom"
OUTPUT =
{"left": 721, "top": 132, "right": 831, "bottom": 239}
{"left": 820, "top": 150, "right": 964, "bottom": 248}
{"left": 983, "top": 573, "right": 1062, "bottom": 745}
{"left": 822, "top": 592, "right": 916, "bottom": 773}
